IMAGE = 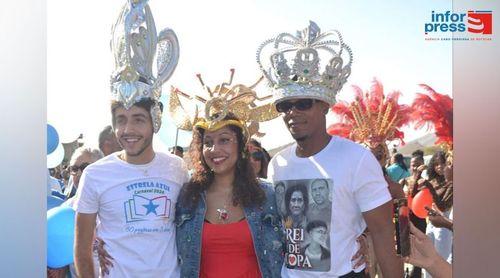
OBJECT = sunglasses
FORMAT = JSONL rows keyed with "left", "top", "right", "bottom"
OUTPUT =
{"left": 275, "top": 99, "right": 316, "bottom": 113}
{"left": 250, "top": 151, "right": 264, "bottom": 161}
{"left": 70, "top": 162, "right": 90, "bottom": 174}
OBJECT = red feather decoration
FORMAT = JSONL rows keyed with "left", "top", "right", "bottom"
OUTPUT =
{"left": 328, "top": 78, "right": 413, "bottom": 148}
{"left": 411, "top": 84, "right": 453, "bottom": 148}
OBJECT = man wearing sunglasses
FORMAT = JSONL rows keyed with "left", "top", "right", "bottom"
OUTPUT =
{"left": 64, "top": 147, "right": 104, "bottom": 201}
{"left": 259, "top": 21, "right": 402, "bottom": 277}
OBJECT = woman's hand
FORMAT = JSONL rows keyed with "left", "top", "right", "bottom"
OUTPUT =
{"left": 95, "top": 237, "right": 114, "bottom": 276}
{"left": 351, "top": 233, "right": 369, "bottom": 270}
{"left": 404, "top": 223, "right": 438, "bottom": 269}
{"left": 413, "top": 165, "right": 427, "bottom": 180}
{"left": 426, "top": 204, "right": 453, "bottom": 231}
{"left": 405, "top": 223, "right": 452, "bottom": 278}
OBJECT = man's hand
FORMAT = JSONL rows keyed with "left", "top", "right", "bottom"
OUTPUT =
{"left": 74, "top": 212, "right": 97, "bottom": 278}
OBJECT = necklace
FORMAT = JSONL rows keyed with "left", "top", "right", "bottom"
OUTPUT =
{"left": 118, "top": 153, "right": 154, "bottom": 176}
{"left": 215, "top": 195, "right": 233, "bottom": 223}
{"left": 216, "top": 205, "right": 229, "bottom": 222}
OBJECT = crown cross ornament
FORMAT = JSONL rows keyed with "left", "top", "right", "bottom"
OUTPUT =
{"left": 257, "top": 21, "right": 353, "bottom": 105}
{"left": 110, "top": 0, "right": 179, "bottom": 133}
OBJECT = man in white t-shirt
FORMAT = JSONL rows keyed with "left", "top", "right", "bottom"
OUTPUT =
{"left": 74, "top": 98, "right": 188, "bottom": 278}
{"left": 74, "top": 1, "right": 182, "bottom": 277}
{"left": 257, "top": 21, "right": 403, "bottom": 277}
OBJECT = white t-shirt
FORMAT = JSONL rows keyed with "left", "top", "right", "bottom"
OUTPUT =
{"left": 268, "top": 136, "right": 392, "bottom": 278}
{"left": 74, "top": 152, "right": 189, "bottom": 278}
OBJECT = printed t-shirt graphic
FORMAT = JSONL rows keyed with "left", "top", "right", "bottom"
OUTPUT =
{"left": 268, "top": 136, "right": 392, "bottom": 277}
{"left": 275, "top": 179, "right": 333, "bottom": 272}
{"left": 74, "top": 152, "right": 188, "bottom": 278}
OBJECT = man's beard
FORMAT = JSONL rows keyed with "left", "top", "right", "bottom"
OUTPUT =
{"left": 124, "top": 136, "right": 153, "bottom": 157}
{"left": 292, "top": 133, "right": 308, "bottom": 142}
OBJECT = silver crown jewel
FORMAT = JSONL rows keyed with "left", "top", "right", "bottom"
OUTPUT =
{"left": 256, "top": 21, "right": 353, "bottom": 105}
{"left": 110, "top": 0, "right": 179, "bottom": 133}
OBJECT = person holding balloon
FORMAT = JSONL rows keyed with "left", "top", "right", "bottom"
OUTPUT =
{"left": 410, "top": 83, "right": 454, "bottom": 277}
{"left": 421, "top": 151, "right": 453, "bottom": 268}
{"left": 47, "top": 146, "right": 103, "bottom": 277}
{"left": 400, "top": 150, "right": 428, "bottom": 278}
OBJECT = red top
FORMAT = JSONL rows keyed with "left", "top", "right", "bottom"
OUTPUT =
{"left": 200, "top": 219, "right": 262, "bottom": 278}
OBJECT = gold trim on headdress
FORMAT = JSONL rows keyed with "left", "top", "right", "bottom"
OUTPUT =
{"left": 328, "top": 79, "right": 412, "bottom": 149}
{"left": 169, "top": 69, "right": 279, "bottom": 140}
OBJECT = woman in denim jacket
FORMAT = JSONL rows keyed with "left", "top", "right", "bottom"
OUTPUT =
{"left": 96, "top": 112, "right": 366, "bottom": 277}
{"left": 175, "top": 113, "right": 284, "bottom": 278}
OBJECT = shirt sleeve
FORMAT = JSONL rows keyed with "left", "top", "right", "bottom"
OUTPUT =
{"left": 266, "top": 157, "right": 276, "bottom": 183}
{"left": 73, "top": 170, "right": 99, "bottom": 214}
{"left": 352, "top": 150, "right": 392, "bottom": 212}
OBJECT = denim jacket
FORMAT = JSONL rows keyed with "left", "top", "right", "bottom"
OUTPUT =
{"left": 175, "top": 181, "right": 284, "bottom": 278}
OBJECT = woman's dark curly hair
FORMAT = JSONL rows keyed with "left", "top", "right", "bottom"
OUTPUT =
{"left": 180, "top": 113, "right": 265, "bottom": 209}
{"left": 427, "top": 151, "right": 446, "bottom": 181}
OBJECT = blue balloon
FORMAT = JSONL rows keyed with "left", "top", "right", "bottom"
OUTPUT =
{"left": 47, "top": 195, "right": 64, "bottom": 211}
{"left": 47, "top": 124, "right": 59, "bottom": 155}
{"left": 47, "top": 206, "right": 75, "bottom": 268}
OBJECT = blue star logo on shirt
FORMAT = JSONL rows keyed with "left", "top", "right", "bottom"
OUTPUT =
{"left": 143, "top": 200, "right": 159, "bottom": 215}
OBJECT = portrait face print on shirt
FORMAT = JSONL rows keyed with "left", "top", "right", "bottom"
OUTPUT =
{"left": 275, "top": 178, "right": 333, "bottom": 272}
{"left": 289, "top": 190, "right": 306, "bottom": 216}
{"left": 311, "top": 179, "right": 329, "bottom": 206}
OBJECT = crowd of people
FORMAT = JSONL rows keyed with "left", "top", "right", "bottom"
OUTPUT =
{"left": 47, "top": 2, "right": 453, "bottom": 277}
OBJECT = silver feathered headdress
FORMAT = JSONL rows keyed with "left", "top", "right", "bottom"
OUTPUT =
{"left": 110, "top": 0, "right": 179, "bottom": 133}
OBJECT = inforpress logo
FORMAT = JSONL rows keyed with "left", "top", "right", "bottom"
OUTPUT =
{"left": 425, "top": 10, "right": 493, "bottom": 35}
{"left": 468, "top": 11, "right": 493, "bottom": 34}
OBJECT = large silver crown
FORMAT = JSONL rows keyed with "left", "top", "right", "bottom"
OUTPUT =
{"left": 110, "top": 0, "right": 179, "bottom": 133}
{"left": 256, "top": 21, "right": 352, "bottom": 105}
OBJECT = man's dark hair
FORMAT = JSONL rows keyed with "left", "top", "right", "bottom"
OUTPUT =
{"left": 393, "top": 153, "right": 408, "bottom": 171}
{"left": 98, "top": 125, "right": 114, "bottom": 151}
{"left": 111, "top": 98, "right": 163, "bottom": 127}
{"left": 411, "top": 149, "right": 424, "bottom": 159}
{"left": 171, "top": 146, "right": 184, "bottom": 154}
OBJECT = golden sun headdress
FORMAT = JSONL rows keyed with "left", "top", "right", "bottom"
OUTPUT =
{"left": 168, "top": 69, "right": 279, "bottom": 141}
